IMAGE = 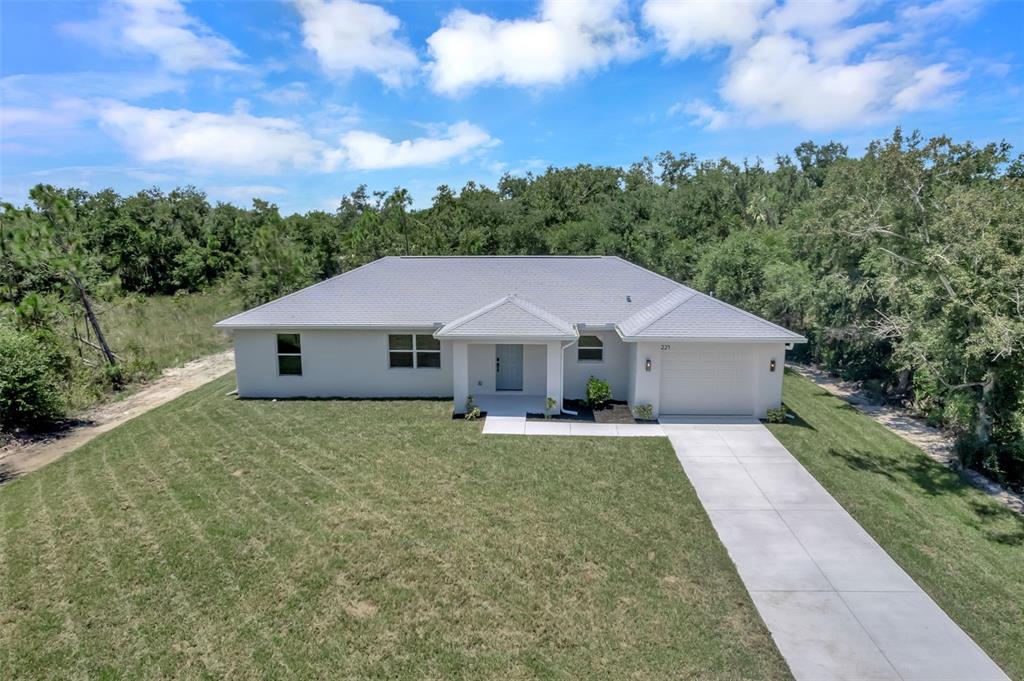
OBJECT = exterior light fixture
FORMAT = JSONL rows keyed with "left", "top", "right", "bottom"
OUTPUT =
{"left": 645, "top": 358, "right": 652, "bottom": 372}
{"left": 769, "top": 358, "right": 777, "bottom": 372}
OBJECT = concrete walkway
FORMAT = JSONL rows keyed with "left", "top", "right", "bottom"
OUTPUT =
{"left": 664, "top": 421, "right": 1008, "bottom": 681}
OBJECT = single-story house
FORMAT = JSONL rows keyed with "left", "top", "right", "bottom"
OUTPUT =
{"left": 215, "top": 256, "right": 805, "bottom": 418}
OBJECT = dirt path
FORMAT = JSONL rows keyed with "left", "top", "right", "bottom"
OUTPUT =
{"left": 790, "top": 364, "right": 1024, "bottom": 514}
{"left": 0, "top": 350, "right": 235, "bottom": 485}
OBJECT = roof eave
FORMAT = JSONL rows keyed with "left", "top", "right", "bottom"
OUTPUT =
{"left": 616, "top": 331, "right": 807, "bottom": 344}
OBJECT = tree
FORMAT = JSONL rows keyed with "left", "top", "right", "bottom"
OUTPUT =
{"left": 4, "top": 186, "right": 118, "bottom": 365}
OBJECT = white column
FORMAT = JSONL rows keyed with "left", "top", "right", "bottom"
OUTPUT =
{"left": 452, "top": 341, "right": 469, "bottom": 413}
{"left": 545, "top": 341, "right": 562, "bottom": 412}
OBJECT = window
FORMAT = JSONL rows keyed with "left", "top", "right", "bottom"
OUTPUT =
{"left": 389, "top": 334, "right": 441, "bottom": 368}
{"left": 578, "top": 335, "right": 603, "bottom": 362}
{"left": 277, "top": 333, "right": 302, "bottom": 375}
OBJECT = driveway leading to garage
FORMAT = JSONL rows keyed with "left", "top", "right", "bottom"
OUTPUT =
{"left": 663, "top": 420, "right": 1009, "bottom": 681}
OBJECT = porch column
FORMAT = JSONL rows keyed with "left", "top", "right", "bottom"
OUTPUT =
{"left": 452, "top": 341, "right": 469, "bottom": 413}
{"left": 545, "top": 341, "right": 562, "bottom": 412}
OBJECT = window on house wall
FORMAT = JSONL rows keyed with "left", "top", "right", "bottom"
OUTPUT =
{"left": 389, "top": 334, "right": 441, "bottom": 368}
{"left": 578, "top": 335, "right": 603, "bottom": 362}
{"left": 277, "top": 333, "right": 302, "bottom": 375}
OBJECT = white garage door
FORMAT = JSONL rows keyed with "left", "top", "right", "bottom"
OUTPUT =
{"left": 659, "top": 348, "right": 755, "bottom": 415}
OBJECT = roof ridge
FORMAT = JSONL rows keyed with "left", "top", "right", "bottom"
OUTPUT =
{"left": 435, "top": 294, "right": 576, "bottom": 337}
{"left": 686, "top": 290, "right": 804, "bottom": 337}
{"left": 505, "top": 295, "right": 576, "bottom": 335}
{"left": 618, "top": 288, "right": 695, "bottom": 336}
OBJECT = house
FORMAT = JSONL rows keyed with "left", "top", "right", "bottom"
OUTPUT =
{"left": 214, "top": 256, "right": 805, "bottom": 418}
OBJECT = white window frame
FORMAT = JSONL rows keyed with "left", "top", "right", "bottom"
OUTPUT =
{"left": 577, "top": 335, "right": 604, "bottom": 363}
{"left": 388, "top": 333, "right": 441, "bottom": 369}
{"left": 276, "top": 333, "right": 302, "bottom": 376}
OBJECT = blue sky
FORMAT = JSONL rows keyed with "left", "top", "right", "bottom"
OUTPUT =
{"left": 2, "top": 0, "right": 1022, "bottom": 214}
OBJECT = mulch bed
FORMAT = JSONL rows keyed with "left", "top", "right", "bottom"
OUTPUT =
{"left": 527, "top": 400, "right": 650, "bottom": 424}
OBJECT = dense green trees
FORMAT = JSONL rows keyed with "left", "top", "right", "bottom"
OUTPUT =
{"left": 2, "top": 130, "right": 1022, "bottom": 489}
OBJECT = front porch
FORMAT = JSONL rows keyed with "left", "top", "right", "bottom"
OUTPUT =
{"left": 451, "top": 340, "right": 564, "bottom": 415}
{"left": 473, "top": 393, "right": 548, "bottom": 417}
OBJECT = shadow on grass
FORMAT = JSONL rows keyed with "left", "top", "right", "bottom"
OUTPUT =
{"left": 778, "top": 406, "right": 816, "bottom": 431}
{"left": 825, "top": 445, "right": 1024, "bottom": 546}
{"left": 969, "top": 499, "right": 1024, "bottom": 546}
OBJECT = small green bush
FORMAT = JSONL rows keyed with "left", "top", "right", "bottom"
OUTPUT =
{"left": 632, "top": 403, "right": 654, "bottom": 421}
{"left": 0, "top": 326, "right": 66, "bottom": 430}
{"left": 764, "top": 407, "right": 787, "bottom": 423}
{"left": 463, "top": 395, "right": 481, "bottom": 421}
{"left": 545, "top": 396, "right": 558, "bottom": 418}
{"left": 586, "top": 376, "right": 612, "bottom": 408}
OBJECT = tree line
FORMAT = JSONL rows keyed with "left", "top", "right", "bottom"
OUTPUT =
{"left": 2, "top": 129, "right": 1023, "bottom": 490}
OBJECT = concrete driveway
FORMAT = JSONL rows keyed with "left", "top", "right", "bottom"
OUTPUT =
{"left": 663, "top": 420, "right": 1008, "bottom": 681}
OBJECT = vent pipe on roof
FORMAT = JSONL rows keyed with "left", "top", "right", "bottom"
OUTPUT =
{"left": 626, "top": 295, "right": 632, "bottom": 303}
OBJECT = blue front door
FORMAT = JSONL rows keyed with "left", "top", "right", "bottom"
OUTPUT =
{"left": 495, "top": 344, "right": 524, "bottom": 391}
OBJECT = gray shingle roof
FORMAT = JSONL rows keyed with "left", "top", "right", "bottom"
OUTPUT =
{"left": 435, "top": 295, "right": 576, "bottom": 339}
{"left": 215, "top": 256, "right": 804, "bottom": 342}
{"left": 618, "top": 289, "right": 804, "bottom": 341}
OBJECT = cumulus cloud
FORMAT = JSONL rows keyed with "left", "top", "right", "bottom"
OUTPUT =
{"left": 94, "top": 102, "right": 496, "bottom": 174}
{"left": 61, "top": 0, "right": 243, "bottom": 72}
{"left": 648, "top": 0, "right": 968, "bottom": 130}
{"left": 642, "top": 0, "right": 772, "bottom": 57}
{"left": 426, "top": 0, "right": 640, "bottom": 95}
{"left": 98, "top": 103, "right": 323, "bottom": 172}
{"left": 336, "top": 122, "right": 498, "bottom": 170}
{"left": 294, "top": 0, "right": 418, "bottom": 87}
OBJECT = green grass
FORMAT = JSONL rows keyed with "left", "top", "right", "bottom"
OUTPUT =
{"left": 768, "top": 371, "right": 1024, "bottom": 679}
{"left": 63, "top": 287, "right": 243, "bottom": 410}
{"left": 0, "top": 375, "right": 789, "bottom": 679}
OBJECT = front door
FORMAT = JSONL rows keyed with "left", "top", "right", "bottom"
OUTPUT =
{"left": 495, "top": 344, "right": 524, "bottom": 391}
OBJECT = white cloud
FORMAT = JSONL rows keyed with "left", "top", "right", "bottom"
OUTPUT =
{"left": 672, "top": 99, "right": 731, "bottom": 130}
{"left": 61, "top": 0, "right": 243, "bottom": 72}
{"left": 336, "top": 122, "right": 498, "bottom": 170}
{"left": 720, "top": 34, "right": 900, "bottom": 129}
{"left": 260, "top": 82, "right": 312, "bottom": 105}
{"left": 294, "top": 0, "right": 418, "bottom": 87}
{"left": 892, "top": 63, "right": 964, "bottom": 109}
{"left": 648, "top": 0, "right": 968, "bottom": 130}
{"left": 98, "top": 103, "right": 325, "bottom": 173}
{"left": 426, "top": 0, "right": 640, "bottom": 95}
{"left": 643, "top": 0, "right": 772, "bottom": 57}
{"left": 93, "top": 102, "right": 496, "bottom": 174}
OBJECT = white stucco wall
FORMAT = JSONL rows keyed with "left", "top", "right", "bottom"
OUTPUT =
{"left": 232, "top": 329, "right": 453, "bottom": 398}
{"left": 562, "top": 330, "right": 630, "bottom": 401}
{"left": 628, "top": 341, "right": 788, "bottom": 418}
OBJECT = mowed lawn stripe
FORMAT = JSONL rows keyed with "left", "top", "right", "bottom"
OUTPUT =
{"left": 1, "top": 375, "right": 790, "bottom": 679}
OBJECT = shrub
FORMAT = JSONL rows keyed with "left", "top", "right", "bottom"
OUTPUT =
{"left": 764, "top": 407, "right": 787, "bottom": 423}
{"left": 0, "top": 326, "right": 66, "bottom": 430}
{"left": 586, "top": 376, "right": 612, "bottom": 408}
{"left": 955, "top": 434, "right": 1024, "bottom": 493}
{"left": 545, "top": 396, "right": 558, "bottom": 418}
{"left": 463, "top": 395, "right": 481, "bottom": 421}
{"left": 632, "top": 403, "right": 654, "bottom": 421}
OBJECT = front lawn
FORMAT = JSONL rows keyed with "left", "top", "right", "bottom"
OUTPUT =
{"left": 768, "top": 371, "right": 1024, "bottom": 679}
{"left": 0, "top": 375, "right": 789, "bottom": 679}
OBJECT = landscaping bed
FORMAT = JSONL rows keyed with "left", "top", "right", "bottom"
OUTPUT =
{"left": 526, "top": 399, "right": 651, "bottom": 423}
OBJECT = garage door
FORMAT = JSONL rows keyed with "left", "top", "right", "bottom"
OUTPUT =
{"left": 659, "top": 348, "right": 755, "bottom": 415}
